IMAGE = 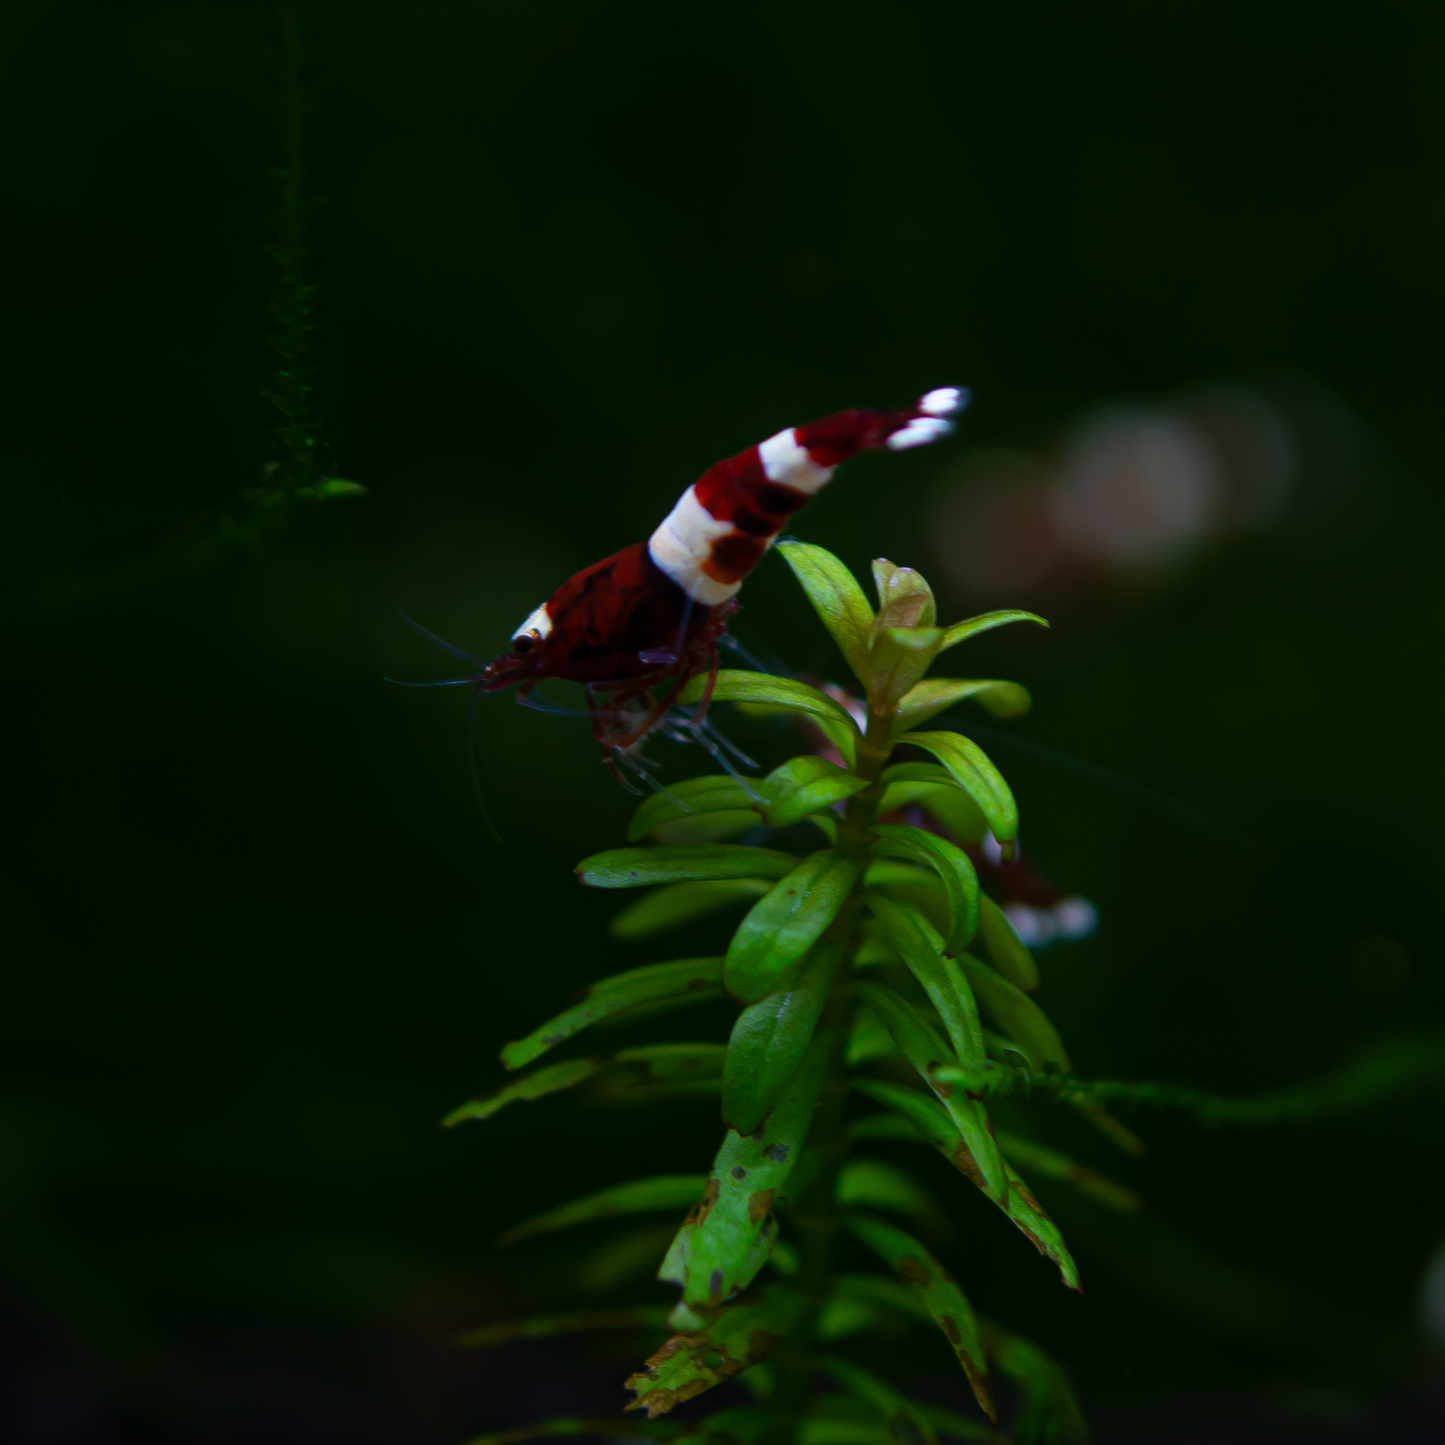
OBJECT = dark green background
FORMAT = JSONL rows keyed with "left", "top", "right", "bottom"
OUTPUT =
{"left": 4, "top": 1, "right": 1443, "bottom": 1441}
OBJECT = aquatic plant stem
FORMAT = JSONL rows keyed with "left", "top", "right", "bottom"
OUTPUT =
{"left": 764, "top": 707, "right": 896, "bottom": 1442}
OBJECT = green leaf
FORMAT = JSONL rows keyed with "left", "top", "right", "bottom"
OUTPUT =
{"left": 853, "top": 980, "right": 1006, "bottom": 1203}
{"left": 679, "top": 671, "right": 862, "bottom": 767}
{"left": 868, "top": 562, "right": 942, "bottom": 707}
{"left": 456, "top": 1307, "right": 672, "bottom": 1348}
{"left": 610, "top": 880, "right": 772, "bottom": 940}
{"left": 894, "top": 733, "right": 1018, "bottom": 846}
{"left": 867, "top": 896, "right": 985, "bottom": 1067}
{"left": 852, "top": 1080, "right": 1080, "bottom": 1291}
{"left": 615, "top": 1043, "right": 728, "bottom": 1082}
{"left": 761, "top": 755, "right": 870, "bottom": 828}
{"left": 495, "top": 1175, "right": 708, "bottom": 1247}
{"left": 625, "top": 1285, "right": 801, "bottom": 1417}
{"left": 817, "top": 1354, "right": 939, "bottom": 1445}
{"left": 777, "top": 540, "right": 876, "bottom": 686}
{"left": 893, "top": 679, "right": 1032, "bottom": 734}
{"left": 995, "top": 1130, "right": 1141, "bottom": 1212}
{"left": 667, "top": 1032, "right": 831, "bottom": 1310}
{"left": 444, "top": 1057, "right": 608, "bottom": 1126}
{"left": 981, "top": 1320, "right": 1089, "bottom": 1445}
{"left": 628, "top": 776, "right": 761, "bottom": 841}
{"left": 977, "top": 896, "right": 1039, "bottom": 992}
{"left": 872, "top": 559, "right": 938, "bottom": 629}
{"left": 938, "top": 610, "right": 1049, "bottom": 652}
{"left": 723, "top": 943, "right": 841, "bottom": 1134}
{"left": 725, "top": 851, "right": 861, "bottom": 1004}
{"left": 957, "top": 954, "right": 1070, "bottom": 1071}
{"left": 577, "top": 845, "right": 799, "bottom": 888}
{"left": 652, "top": 811, "right": 761, "bottom": 846}
{"left": 845, "top": 1212, "right": 993, "bottom": 1421}
{"left": 501, "top": 957, "right": 723, "bottom": 1070}
{"left": 871, "top": 826, "right": 980, "bottom": 954}
{"left": 836, "top": 1158, "right": 945, "bottom": 1233}
{"left": 878, "top": 766, "right": 989, "bottom": 845}
{"left": 846, "top": 1006, "right": 898, "bottom": 1064}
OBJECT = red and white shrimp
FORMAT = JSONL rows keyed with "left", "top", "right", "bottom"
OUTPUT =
{"left": 473, "top": 387, "right": 968, "bottom": 775}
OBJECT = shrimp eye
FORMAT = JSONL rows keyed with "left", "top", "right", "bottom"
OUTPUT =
{"left": 513, "top": 631, "right": 539, "bottom": 655}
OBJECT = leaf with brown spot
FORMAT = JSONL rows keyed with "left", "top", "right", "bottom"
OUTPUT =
{"left": 845, "top": 1212, "right": 993, "bottom": 1421}
{"left": 852, "top": 1080, "right": 1082, "bottom": 1292}
{"left": 624, "top": 1287, "right": 800, "bottom": 1418}
{"left": 662, "top": 1033, "right": 831, "bottom": 1310}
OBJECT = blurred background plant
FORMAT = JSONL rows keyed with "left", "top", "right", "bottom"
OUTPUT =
{"left": 3, "top": 1, "right": 1443, "bottom": 1442}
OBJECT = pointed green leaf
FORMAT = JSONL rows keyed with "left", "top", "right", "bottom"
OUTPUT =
{"left": 817, "top": 1354, "right": 939, "bottom": 1445}
{"left": 852, "top": 1080, "right": 1080, "bottom": 1291}
{"left": 456, "top": 1307, "right": 672, "bottom": 1348}
{"left": 867, "top": 896, "right": 985, "bottom": 1066}
{"left": 853, "top": 980, "right": 1006, "bottom": 1203}
{"left": 995, "top": 1130, "right": 1141, "bottom": 1212}
{"left": 845, "top": 1212, "right": 993, "bottom": 1421}
{"left": 871, "top": 826, "right": 980, "bottom": 954}
{"left": 894, "top": 733, "right": 1017, "bottom": 846}
{"left": 501, "top": 957, "right": 723, "bottom": 1070}
{"left": 444, "top": 1057, "right": 608, "bottom": 1126}
{"left": 957, "top": 954, "right": 1069, "bottom": 1071}
{"left": 625, "top": 1285, "right": 801, "bottom": 1417}
{"left": 883, "top": 626, "right": 945, "bottom": 653}
{"left": 894, "top": 679, "right": 1032, "bottom": 734}
{"left": 980, "top": 1320, "right": 1089, "bottom": 1445}
{"left": 846, "top": 1006, "right": 898, "bottom": 1065}
{"left": 777, "top": 540, "right": 876, "bottom": 686}
{"left": 610, "top": 880, "right": 772, "bottom": 940}
{"left": 725, "top": 851, "right": 861, "bottom": 1003}
{"left": 496, "top": 1174, "right": 708, "bottom": 1247}
{"left": 629, "top": 776, "right": 761, "bottom": 842}
{"left": 977, "top": 896, "right": 1039, "bottom": 992}
{"left": 578, "top": 845, "right": 799, "bottom": 888}
{"left": 679, "top": 671, "right": 862, "bottom": 762}
{"left": 723, "top": 943, "right": 841, "bottom": 1134}
{"left": 651, "top": 811, "right": 761, "bottom": 846}
{"left": 615, "top": 1043, "right": 728, "bottom": 1082}
{"left": 668, "top": 1032, "right": 831, "bottom": 1309}
{"left": 869, "top": 562, "right": 943, "bottom": 707}
{"left": 761, "top": 756, "right": 870, "bottom": 828}
{"left": 878, "top": 765, "right": 989, "bottom": 845}
{"left": 938, "top": 610, "right": 1049, "bottom": 652}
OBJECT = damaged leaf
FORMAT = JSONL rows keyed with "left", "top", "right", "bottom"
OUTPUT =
{"left": 853, "top": 980, "right": 1006, "bottom": 1203}
{"left": 625, "top": 1286, "right": 801, "bottom": 1417}
{"left": 981, "top": 1319, "right": 1089, "bottom": 1445}
{"left": 777, "top": 540, "right": 877, "bottom": 686}
{"left": 501, "top": 957, "right": 723, "bottom": 1070}
{"left": 852, "top": 1080, "right": 1080, "bottom": 1291}
{"left": 723, "top": 943, "right": 841, "bottom": 1134}
{"left": 871, "top": 829, "right": 980, "bottom": 955}
{"left": 894, "top": 733, "right": 1018, "bottom": 848}
{"left": 495, "top": 1175, "right": 708, "bottom": 1247}
{"left": 845, "top": 1212, "right": 993, "bottom": 1421}
{"left": 976, "top": 896, "right": 1039, "bottom": 993}
{"left": 610, "top": 880, "right": 772, "bottom": 940}
{"left": 725, "top": 851, "right": 861, "bottom": 1004}
{"left": 996, "top": 1131, "right": 1141, "bottom": 1212}
{"left": 665, "top": 1032, "right": 831, "bottom": 1311}
{"left": 577, "top": 846, "right": 800, "bottom": 888}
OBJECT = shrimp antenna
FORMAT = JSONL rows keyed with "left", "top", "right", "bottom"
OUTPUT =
{"left": 719, "top": 631, "right": 789, "bottom": 678}
{"left": 383, "top": 677, "right": 476, "bottom": 688}
{"left": 466, "top": 686, "right": 504, "bottom": 843}
{"left": 394, "top": 606, "right": 484, "bottom": 666}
